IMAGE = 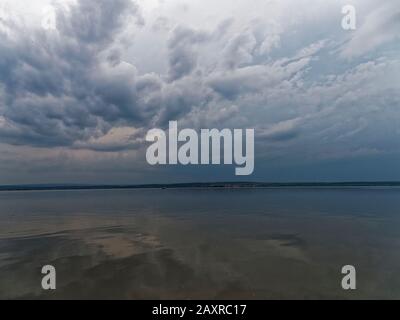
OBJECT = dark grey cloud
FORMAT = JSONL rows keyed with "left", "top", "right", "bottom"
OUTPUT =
{"left": 0, "top": 0, "right": 219, "bottom": 150}
{"left": 222, "top": 32, "right": 257, "bottom": 70}
{"left": 56, "top": 0, "right": 144, "bottom": 45}
{"left": 167, "top": 26, "right": 209, "bottom": 81}
{"left": 0, "top": 0, "right": 148, "bottom": 148}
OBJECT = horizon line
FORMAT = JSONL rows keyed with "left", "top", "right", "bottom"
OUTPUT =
{"left": 1, "top": 181, "right": 400, "bottom": 192}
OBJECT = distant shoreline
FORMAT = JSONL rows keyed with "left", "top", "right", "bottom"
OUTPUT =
{"left": 1, "top": 182, "right": 400, "bottom": 192}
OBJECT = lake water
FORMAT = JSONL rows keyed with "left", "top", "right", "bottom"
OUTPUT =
{"left": 1, "top": 188, "right": 400, "bottom": 299}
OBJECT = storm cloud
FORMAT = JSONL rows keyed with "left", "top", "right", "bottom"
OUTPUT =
{"left": 0, "top": 0, "right": 399, "bottom": 183}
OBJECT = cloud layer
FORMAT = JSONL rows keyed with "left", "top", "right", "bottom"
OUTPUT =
{"left": 0, "top": 0, "right": 399, "bottom": 183}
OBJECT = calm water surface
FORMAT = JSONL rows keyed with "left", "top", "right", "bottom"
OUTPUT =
{"left": 1, "top": 188, "right": 400, "bottom": 299}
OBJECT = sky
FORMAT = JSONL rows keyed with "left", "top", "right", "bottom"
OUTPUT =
{"left": 0, "top": 0, "right": 399, "bottom": 184}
